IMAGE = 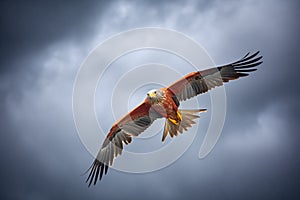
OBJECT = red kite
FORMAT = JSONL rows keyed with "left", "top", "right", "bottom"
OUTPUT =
{"left": 86, "top": 51, "right": 263, "bottom": 186}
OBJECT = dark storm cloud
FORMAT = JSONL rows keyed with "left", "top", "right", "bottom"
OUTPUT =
{"left": 0, "top": 1, "right": 109, "bottom": 199}
{"left": 0, "top": 0, "right": 113, "bottom": 109}
{"left": 0, "top": 0, "right": 111, "bottom": 74}
{"left": 1, "top": 0, "right": 300, "bottom": 200}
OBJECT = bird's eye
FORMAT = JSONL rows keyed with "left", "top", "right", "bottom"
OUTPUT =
{"left": 154, "top": 91, "right": 156, "bottom": 94}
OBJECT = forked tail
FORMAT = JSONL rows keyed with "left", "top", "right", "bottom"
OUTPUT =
{"left": 162, "top": 109, "right": 207, "bottom": 142}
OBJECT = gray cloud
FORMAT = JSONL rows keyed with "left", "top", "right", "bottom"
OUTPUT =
{"left": 0, "top": 0, "right": 299, "bottom": 200}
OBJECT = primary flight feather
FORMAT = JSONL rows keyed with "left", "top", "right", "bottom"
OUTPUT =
{"left": 86, "top": 51, "right": 263, "bottom": 186}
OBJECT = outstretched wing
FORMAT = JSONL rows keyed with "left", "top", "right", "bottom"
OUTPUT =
{"left": 167, "top": 51, "right": 263, "bottom": 101}
{"left": 86, "top": 101, "right": 162, "bottom": 186}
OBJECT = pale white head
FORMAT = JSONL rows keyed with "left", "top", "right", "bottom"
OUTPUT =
{"left": 146, "top": 89, "right": 164, "bottom": 103}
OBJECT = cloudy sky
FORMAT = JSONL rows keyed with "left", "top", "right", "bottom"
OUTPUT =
{"left": 1, "top": 0, "right": 300, "bottom": 199}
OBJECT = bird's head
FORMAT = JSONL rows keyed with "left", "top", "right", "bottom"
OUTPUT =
{"left": 146, "top": 89, "right": 164, "bottom": 103}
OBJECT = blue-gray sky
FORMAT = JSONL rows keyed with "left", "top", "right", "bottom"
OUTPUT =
{"left": 1, "top": 0, "right": 300, "bottom": 199}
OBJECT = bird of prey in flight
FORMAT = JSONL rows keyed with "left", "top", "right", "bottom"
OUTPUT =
{"left": 86, "top": 51, "right": 263, "bottom": 186}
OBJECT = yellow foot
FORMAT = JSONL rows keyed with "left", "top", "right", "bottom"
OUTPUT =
{"left": 168, "top": 111, "right": 182, "bottom": 125}
{"left": 168, "top": 118, "right": 179, "bottom": 125}
{"left": 177, "top": 111, "right": 182, "bottom": 121}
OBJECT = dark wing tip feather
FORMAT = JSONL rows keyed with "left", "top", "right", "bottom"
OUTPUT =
{"left": 237, "top": 73, "right": 249, "bottom": 77}
{"left": 242, "top": 52, "right": 250, "bottom": 59}
{"left": 86, "top": 159, "right": 109, "bottom": 187}
{"left": 105, "top": 164, "right": 109, "bottom": 174}
{"left": 99, "top": 162, "right": 105, "bottom": 182}
{"left": 233, "top": 52, "right": 263, "bottom": 70}
{"left": 235, "top": 56, "right": 263, "bottom": 67}
{"left": 88, "top": 161, "right": 97, "bottom": 187}
{"left": 232, "top": 51, "right": 261, "bottom": 65}
{"left": 234, "top": 52, "right": 262, "bottom": 75}
{"left": 237, "top": 68, "right": 257, "bottom": 73}
{"left": 219, "top": 51, "right": 262, "bottom": 82}
{"left": 235, "top": 61, "right": 263, "bottom": 70}
{"left": 94, "top": 163, "right": 100, "bottom": 185}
